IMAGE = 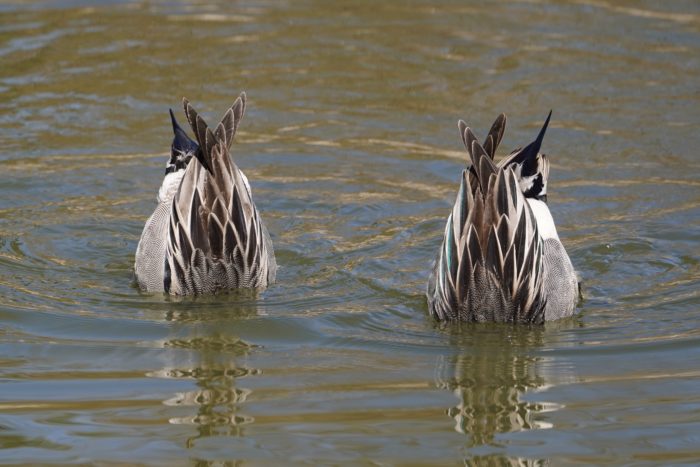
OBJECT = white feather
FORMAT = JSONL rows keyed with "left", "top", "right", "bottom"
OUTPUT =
{"left": 526, "top": 198, "right": 559, "bottom": 240}
{"left": 157, "top": 171, "right": 185, "bottom": 204}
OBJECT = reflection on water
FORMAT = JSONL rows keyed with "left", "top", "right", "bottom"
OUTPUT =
{"left": 438, "top": 328, "right": 546, "bottom": 444}
{"left": 155, "top": 302, "right": 259, "bottom": 448}
{"left": 435, "top": 324, "right": 579, "bottom": 465}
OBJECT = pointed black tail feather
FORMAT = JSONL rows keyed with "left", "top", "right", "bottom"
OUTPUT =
{"left": 170, "top": 108, "right": 198, "bottom": 154}
{"left": 506, "top": 111, "right": 552, "bottom": 176}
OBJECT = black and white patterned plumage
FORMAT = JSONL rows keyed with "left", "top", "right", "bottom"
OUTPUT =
{"left": 499, "top": 111, "right": 552, "bottom": 203}
{"left": 426, "top": 113, "right": 578, "bottom": 323}
{"left": 135, "top": 93, "right": 276, "bottom": 295}
{"left": 165, "top": 108, "right": 201, "bottom": 175}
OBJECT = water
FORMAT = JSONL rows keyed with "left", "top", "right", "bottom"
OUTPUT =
{"left": 1, "top": 0, "right": 700, "bottom": 464}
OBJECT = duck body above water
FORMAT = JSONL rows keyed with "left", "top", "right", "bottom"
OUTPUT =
{"left": 427, "top": 112, "right": 578, "bottom": 323}
{"left": 134, "top": 93, "right": 276, "bottom": 295}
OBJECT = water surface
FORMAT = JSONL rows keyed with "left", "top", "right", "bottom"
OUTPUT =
{"left": 1, "top": 0, "right": 700, "bottom": 464}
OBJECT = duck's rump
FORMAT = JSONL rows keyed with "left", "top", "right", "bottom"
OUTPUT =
{"left": 135, "top": 93, "right": 276, "bottom": 296}
{"left": 164, "top": 97, "right": 276, "bottom": 295}
{"left": 429, "top": 238, "right": 577, "bottom": 323}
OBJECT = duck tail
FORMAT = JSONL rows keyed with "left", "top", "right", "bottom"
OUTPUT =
{"left": 166, "top": 94, "right": 273, "bottom": 294}
{"left": 483, "top": 113, "right": 507, "bottom": 159}
{"left": 428, "top": 118, "right": 547, "bottom": 323}
{"left": 498, "top": 111, "right": 552, "bottom": 200}
{"left": 181, "top": 92, "right": 246, "bottom": 175}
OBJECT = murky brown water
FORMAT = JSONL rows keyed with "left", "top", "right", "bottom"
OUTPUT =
{"left": 2, "top": 0, "right": 700, "bottom": 464}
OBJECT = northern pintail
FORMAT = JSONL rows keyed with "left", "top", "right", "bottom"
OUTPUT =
{"left": 134, "top": 93, "right": 276, "bottom": 295}
{"left": 426, "top": 112, "right": 578, "bottom": 323}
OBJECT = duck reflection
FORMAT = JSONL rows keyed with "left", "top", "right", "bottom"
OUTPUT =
{"left": 156, "top": 296, "right": 261, "bottom": 448}
{"left": 435, "top": 324, "right": 554, "bottom": 449}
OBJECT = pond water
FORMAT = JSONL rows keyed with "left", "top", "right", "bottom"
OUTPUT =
{"left": 1, "top": 0, "right": 700, "bottom": 464}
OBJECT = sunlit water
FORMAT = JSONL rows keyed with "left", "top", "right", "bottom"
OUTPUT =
{"left": 1, "top": 0, "right": 700, "bottom": 464}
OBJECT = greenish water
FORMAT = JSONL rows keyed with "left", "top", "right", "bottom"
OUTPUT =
{"left": 1, "top": 0, "right": 700, "bottom": 464}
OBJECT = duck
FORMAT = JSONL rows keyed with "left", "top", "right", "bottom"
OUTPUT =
{"left": 426, "top": 112, "right": 578, "bottom": 323}
{"left": 134, "top": 92, "right": 276, "bottom": 295}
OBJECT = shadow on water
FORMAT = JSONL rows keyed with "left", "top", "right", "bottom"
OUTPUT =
{"left": 435, "top": 320, "right": 579, "bottom": 465}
